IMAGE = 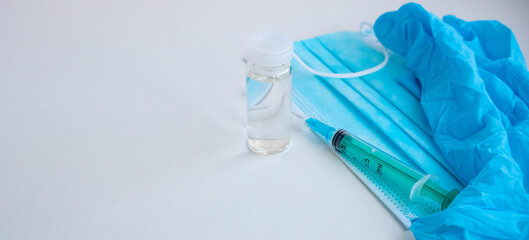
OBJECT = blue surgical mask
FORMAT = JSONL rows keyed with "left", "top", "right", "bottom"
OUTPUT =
{"left": 289, "top": 26, "right": 464, "bottom": 227}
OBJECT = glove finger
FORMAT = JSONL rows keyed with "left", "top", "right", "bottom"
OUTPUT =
{"left": 443, "top": 15, "right": 527, "bottom": 67}
{"left": 481, "top": 60, "right": 529, "bottom": 108}
{"left": 479, "top": 67, "right": 529, "bottom": 191}
{"left": 442, "top": 16, "right": 488, "bottom": 61}
{"left": 443, "top": 15, "right": 529, "bottom": 106}
{"left": 479, "top": 68, "right": 529, "bottom": 128}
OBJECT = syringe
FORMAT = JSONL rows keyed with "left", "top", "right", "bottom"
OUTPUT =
{"left": 306, "top": 118, "right": 459, "bottom": 210}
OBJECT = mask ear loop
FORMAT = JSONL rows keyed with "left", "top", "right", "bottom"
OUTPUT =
{"left": 292, "top": 22, "right": 390, "bottom": 79}
{"left": 290, "top": 22, "right": 389, "bottom": 129}
{"left": 292, "top": 50, "right": 388, "bottom": 79}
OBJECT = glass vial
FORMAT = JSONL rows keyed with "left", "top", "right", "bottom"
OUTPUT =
{"left": 244, "top": 32, "right": 293, "bottom": 154}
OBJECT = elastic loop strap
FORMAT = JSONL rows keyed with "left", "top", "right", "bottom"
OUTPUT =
{"left": 292, "top": 45, "right": 389, "bottom": 79}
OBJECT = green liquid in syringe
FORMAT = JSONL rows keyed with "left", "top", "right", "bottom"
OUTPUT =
{"left": 306, "top": 118, "right": 459, "bottom": 210}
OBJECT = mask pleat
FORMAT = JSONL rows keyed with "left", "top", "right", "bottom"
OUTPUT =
{"left": 294, "top": 39, "right": 414, "bottom": 170}
{"left": 291, "top": 44, "right": 441, "bottom": 226}
{"left": 289, "top": 31, "right": 466, "bottom": 224}
{"left": 313, "top": 32, "right": 464, "bottom": 189}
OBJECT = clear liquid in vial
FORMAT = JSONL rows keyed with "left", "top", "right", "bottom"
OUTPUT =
{"left": 246, "top": 66, "right": 291, "bottom": 154}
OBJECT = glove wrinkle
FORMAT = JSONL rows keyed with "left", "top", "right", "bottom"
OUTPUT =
{"left": 374, "top": 3, "right": 529, "bottom": 239}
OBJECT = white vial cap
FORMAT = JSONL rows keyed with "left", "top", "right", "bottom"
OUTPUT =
{"left": 244, "top": 31, "right": 294, "bottom": 67}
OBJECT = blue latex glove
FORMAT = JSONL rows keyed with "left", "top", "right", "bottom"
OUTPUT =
{"left": 374, "top": 3, "right": 529, "bottom": 239}
{"left": 441, "top": 16, "right": 529, "bottom": 190}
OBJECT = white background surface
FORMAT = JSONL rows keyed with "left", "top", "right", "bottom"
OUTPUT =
{"left": 1, "top": 1, "right": 528, "bottom": 239}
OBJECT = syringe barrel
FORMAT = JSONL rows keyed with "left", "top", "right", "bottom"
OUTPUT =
{"left": 332, "top": 129, "right": 454, "bottom": 208}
